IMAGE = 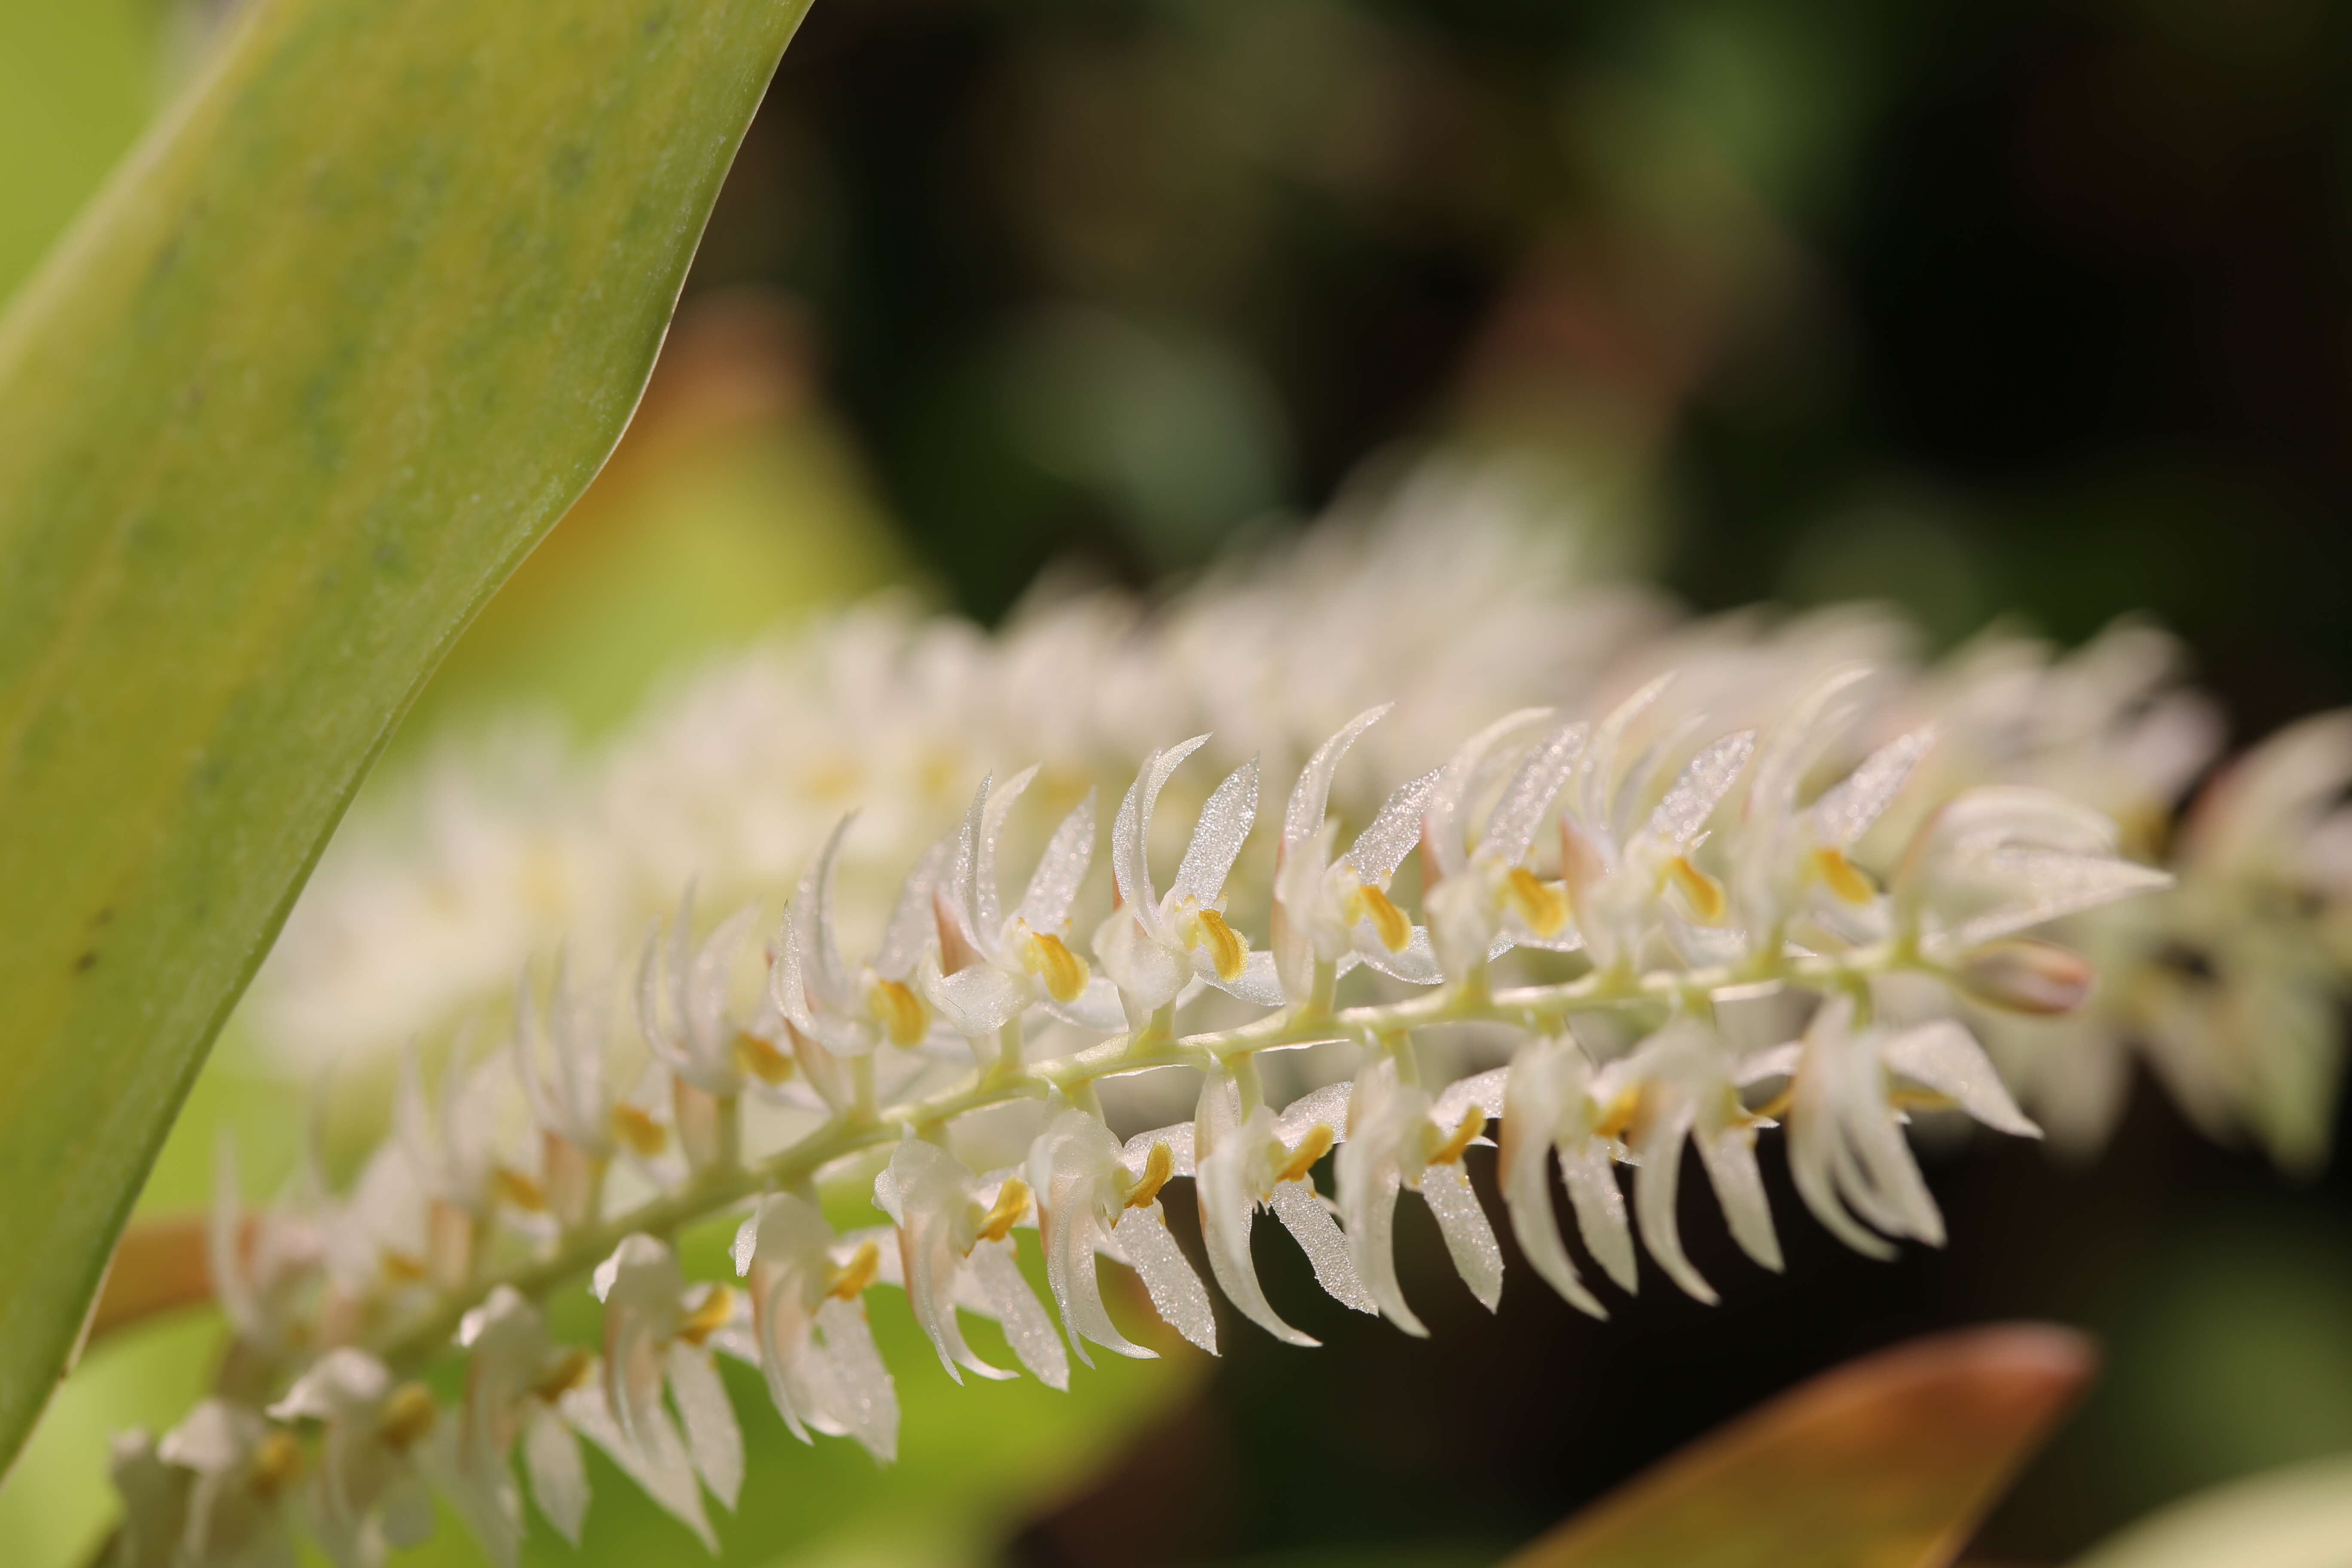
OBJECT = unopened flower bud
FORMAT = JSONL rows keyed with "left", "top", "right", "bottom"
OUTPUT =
{"left": 1954, "top": 938, "right": 2095, "bottom": 1015}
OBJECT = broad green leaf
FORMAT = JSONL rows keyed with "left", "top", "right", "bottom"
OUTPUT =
{"left": 0, "top": 0, "right": 815, "bottom": 1473}
{"left": 2070, "top": 1452, "right": 2352, "bottom": 1568}
{"left": 1502, "top": 1324, "right": 2095, "bottom": 1568}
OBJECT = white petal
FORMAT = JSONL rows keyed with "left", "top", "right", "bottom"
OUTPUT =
{"left": 929, "top": 964, "right": 1030, "bottom": 1038}
{"left": 793, "top": 815, "right": 857, "bottom": 1009}
{"left": 1269, "top": 1179, "right": 1376, "bottom": 1313}
{"left": 665, "top": 1344, "right": 742, "bottom": 1510}
{"left": 1114, "top": 737, "right": 1210, "bottom": 937}
{"left": 523, "top": 1408, "right": 590, "bottom": 1546}
{"left": 1947, "top": 855, "right": 2173, "bottom": 947}
{"left": 1417, "top": 1163, "right": 1503, "bottom": 1312}
{"left": 1696, "top": 1124, "right": 1782, "bottom": 1273}
{"left": 968, "top": 1238, "right": 1070, "bottom": 1390}
{"left": 561, "top": 1383, "right": 714, "bottom": 1553}
{"left": 1285, "top": 706, "right": 1391, "bottom": 854}
{"left": 1644, "top": 730, "right": 1757, "bottom": 849}
{"left": 1579, "top": 674, "right": 1673, "bottom": 831}
{"left": 1497, "top": 1056, "right": 1607, "bottom": 1316}
{"left": 1346, "top": 768, "right": 1439, "bottom": 881}
{"left": 1094, "top": 907, "right": 1188, "bottom": 1013}
{"left": 1197, "top": 1144, "right": 1316, "bottom": 1346}
{"left": 1883, "top": 1020, "right": 2040, "bottom": 1137}
{"left": 1431, "top": 1068, "right": 1510, "bottom": 1128}
{"left": 1044, "top": 1190, "right": 1154, "bottom": 1366}
{"left": 1019, "top": 790, "right": 1097, "bottom": 932}
{"left": 1199, "top": 946, "right": 1285, "bottom": 1008}
{"left": 1351, "top": 923, "right": 1443, "bottom": 985}
{"left": 1630, "top": 1097, "right": 1716, "bottom": 1304}
{"left": 1041, "top": 974, "right": 1129, "bottom": 1032}
{"left": 1559, "top": 1139, "right": 1637, "bottom": 1292}
{"left": 875, "top": 837, "right": 951, "bottom": 980}
{"left": 1428, "top": 708, "right": 1556, "bottom": 875}
{"left": 1814, "top": 728, "right": 1933, "bottom": 847}
{"left": 814, "top": 1296, "right": 899, "bottom": 1462}
{"left": 1483, "top": 722, "right": 1587, "bottom": 866}
{"left": 1113, "top": 1204, "right": 1219, "bottom": 1354}
{"left": 1121, "top": 1121, "right": 1197, "bottom": 1179}
{"left": 1174, "top": 759, "right": 1261, "bottom": 906}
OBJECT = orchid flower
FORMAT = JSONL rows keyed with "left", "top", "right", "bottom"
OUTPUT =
{"left": 731, "top": 1192, "right": 902, "bottom": 1460}
{"left": 870, "top": 1138, "right": 1069, "bottom": 1390}
{"left": 266, "top": 1349, "right": 440, "bottom": 1568}
{"left": 775, "top": 819, "right": 947, "bottom": 1057}
{"left": 1782, "top": 995, "right": 2040, "bottom": 1257}
{"left": 444, "top": 1287, "right": 596, "bottom": 1565}
{"left": 927, "top": 770, "right": 1127, "bottom": 1040}
{"left": 1026, "top": 1106, "right": 1219, "bottom": 1364}
{"left": 590, "top": 1234, "right": 746, "bottom": 1546}
{"left": 1333, "top": 1058, "right": 1508, "bottom": 1335}
{"left": 155, "top": 1400, "right": 303, "bottom": 1568}
{"left": 1192, "top": 1070, "right": 1378, "bottom": 1344}
{"left": 511, "top": 954, "right": 667, "bottom": 1231}
{"left": 1095, "top": 738, "right": 1283, "bottom": 1023}
{"left": 1421, "top": 709, "right": 1590, "bottom": 980}
{"left": 1607, "top": 1018, "right": 1783, "bottom": 1305}
{"left": 1271, "top": 704, "right": 1444, "bottom": 1000}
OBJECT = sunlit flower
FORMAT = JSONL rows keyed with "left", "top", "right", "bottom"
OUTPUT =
{"left": 732, "top": 1192, "right": 902, "bottom": 1458}
{"left": 156, "top": 1400, "right": 303, "bottom": 1568}
{"left": 1192, "top": 1069, "right": 1376, "bottom": 1343}
{"left": 1026, "top": 1106, "right": 1218, "bottom": 1363}
{"left": 443, "top": 1286, "right": 597, "bottom": 1564}
{"left": 775, "top": 818, "right": 946, "bottom": 1057}
{"left": 266, "top": 1349, "right": 439, "bottom": 1568}
{"left": 870, "top": 1139, "right": 1067, "bottom": 1389}
{"left": 1333, "top": 1058, "right": 1507, "bottom": 1335}
{"left": 1271, "top": 705, "right": 1442, "bottom": 1001}
{"left": 636, "top": 890, "right": 771, "bottom": 1169}
{"left": 590, "top": 1234, "right": 744, "bottom": 1544}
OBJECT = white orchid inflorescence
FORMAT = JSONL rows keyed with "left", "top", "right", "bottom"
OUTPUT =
{"left": 123, "top": 656, "right": 2343, "bottom": 1568}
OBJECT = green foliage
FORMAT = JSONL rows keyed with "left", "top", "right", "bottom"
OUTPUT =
{"left": 0, "top": 0, "right": 816, "bottom": 1474}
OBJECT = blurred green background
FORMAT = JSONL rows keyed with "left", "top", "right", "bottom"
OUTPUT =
{"left": 5, "top": 0, "right": 2351, "bottom": 1564}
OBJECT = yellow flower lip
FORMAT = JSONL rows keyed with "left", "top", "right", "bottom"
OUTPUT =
{"left": 1347, "top": 881, "right": 1413, "bottom": 952}
{"left": 867, "top": 976, "right": 929, "bottom": 1046}
{"left": 1505, "top": 867, "right": 1571, "bottom": 936}
{"left": 736, "top": 1028, "right": 796, "bottom": 1083}
{"left": 1667, "top": 854, "right": 1728, "bottom": 924}
{"left": 1275, "top": 1123, "right": 1336, "bottom": 1185}
{"left": 251, "top": 1429, "right": 305, "bottom": 1497}
{"left": 1185, "top": 907, "right": 1249, "bottom": 982}
{"left": 378, "top": 1381, "right": 438, "bottom": 1451}
{"left": 1809, "top": 845, "right": 1876, "bottom": 905}
{"left": 1125, "top": 1140, "right": 1176, "bottom": 1209}
{"left": 1018, "top": 925, "right": 1091, "bottom": 1004}
{"left": 611, "top": 1102, "right": 668, "bottom": 1158}
{"left": 826, "top": 1239, "right": 882, "bottom": 1300}
{"left": 1426, "top": 1106, "right": 1487, "bottom": 1166}
{"left": 677, "top": 1283, "right": 735, "bottom": 1345}
{"left": 976, "top": 1176, "right": 1031, "bottom": 1243}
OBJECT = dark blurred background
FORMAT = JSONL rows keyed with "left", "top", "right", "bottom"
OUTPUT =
{"left": 6, "top": 0, "right": 2350, "bottom": 1562}
{"left": 671, "top": 2, "right": 2352, "bottom": 1562}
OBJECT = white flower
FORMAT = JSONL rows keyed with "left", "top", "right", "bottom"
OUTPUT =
{"left": 775, "top": 818, "right": 946, "bottom": 1057}
{"left": 156, "top": 1400, "right": 303, "bottom": 1568}
{"left": 732, "top": 1192, "right": 902, "bottom": 1459}
{"left": 1556, "top": 680, "right": 1756, "bottom": 973}
{"left": 637, "top": 889, "right": 771, "bottom": 1169}
{"left": 1333, "top": 1058, "right": 1507, "bottom": 1335}
{"left": 1192, "top": 1070, "right": 1377, "bottom": 1343}
{"left": 267, "top": 1349, "right": 439, "bottom": 1568}
{"left": 444, "top": 1286, "right": 596, "bottom": 1565}
{"left": 1783, "top": 995, "right": 2040, "bottom": 1257}
{"left": 928, "top": 771, "right": 1126, "bottom": 1039}
{"left": 511, "top": 954, "right": 666, "bottom": 1230}
{"left": 1026, "top": 1106, "right": 1219, "bottom": 1363}
{"left": 109, "top": 1429, "right": 191, "bottom": 1568}
{"left": 1271, "top": 705, "right": 1443, "bottom": 999}
{"left": 393, "top": 1044, "right": 517, "bottom": 1289}
{"left": 869, "top": 1139, "right": 1068, "bottom": 1389}
{"left": 208, "top": 1138, "right": 320, "bottom": 1360}
{"left": 1892, "top": 785, "right": 2171, "bottom": 954}
{"left": 1725, "top": 666, "right": 1932, "bottom": 954}
{"left": 1607, "top": 1019, "right": 1782, "bottom": 1305}
{"left": 1422, "top": 709, "right": 1589, "bottom": 980}
{"left": 590, "top": 1235, "right": 744, "bottom": 1544}
{"left": 1495, "top": 1033, "right": 1631, "bottom": 1317}
{"left": 1095, "top": 739, "right": 1283, "bottom": 1021}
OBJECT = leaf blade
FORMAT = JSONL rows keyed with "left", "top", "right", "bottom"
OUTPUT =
{"left": 1501, "top": 1324, "right": 2095, "bottom": 1568}
{"left": 0, "top": 0, "right": 813, "bottom": 1472}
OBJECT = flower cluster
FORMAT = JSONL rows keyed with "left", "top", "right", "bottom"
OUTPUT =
{"left": 120, "top": 684, "right": 2212, "bottom": 1565}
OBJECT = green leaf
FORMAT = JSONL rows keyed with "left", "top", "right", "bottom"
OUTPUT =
{"left": 2069, "top": 1452, "right": 2352, "bottom": 1568}
{"left": 0, "top": 0, "right": 813, "bottom": 1474}
{"left": 1500, "top": 1324, "right": 2095, "bottom": 1568}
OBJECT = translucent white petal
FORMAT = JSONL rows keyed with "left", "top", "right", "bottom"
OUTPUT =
{"left": 928, "top": 965, "right": 1029, "bottom": 1038}
{"left": 1174, "top": 759, "right": 1261, "bottom": 906}
{"left": 1114, "top": 737, "right": 1210, "bottom": 937}
{"left": 1947, "top": 855, "right": 2173, "bottom": 947}
{"left": 1113, "top": 1204, "right": 1219, "bottom": 1354}
{"left": 1275, "top": 1082, "right": 1354, "bottom": 1145}
{"left": 522, "top": 1408, "right": 589, "bottom": 1546}
{"left": 665, "top": 1346, "right": 741, "bottom": 1510}
{"left": 1121, "top": 1121, "right": 1197, "bottom": 1179}
{"left": 1559, "top": 1139, "right": 1637, "bottom": 1292}
{"left": 1497, "top": 1053, "right": 1608, "bottom": 1316}
{"left": 1580, "top": 674, "right": 1673, "bottom": 831}
{"left": 975, "top": 765, "right": 1040, "bottom": 940}
{"left": 1351, "top": 923, "right": 1443, "bottom": 985}
{"left": 968, "top": 1239, "right": 1070, "bottom": 1390}
{"left": 793, "top": 815, "right": 856, "bottom": 1009}
{"left": 1431, "top": 1068, "right": 1510, "bottom": 1128}
{"left": 1041, "top": 974, "right": 1129, "bottom": 1032}
{"left": 1630, "top": 1099, "right": 1716, "bottom": 1304}
{"left": 1644, "top": 731, "right": 1757, "bottom": 850}
{"left": 1428, "top": 708, "right": 1555, "bottom": 875}
{"left": 1418, "top": 1162, "right": 1503, "bottom": 1311}
{"left": 875, "top": 837, "right": 951, "bottom": 980}
{"left": 1696, "top": 1125, "right": 1781, "bottom": 1273}
{"left": 1044, "top": 1189, "right": 1155, "bottom": 1364}
{"left": 1749, "top": 665, "right": 1872, "bottom": 824}
{"left": 1347, "top": 768, "right": 1439, "bottom": 881}
{"left": 1196, "top": 1142, "right": 1316, "bottom": 1346}
{"left": 1200, "top": 946, "right": 1285, "bottom": 1007}
{"left": 1483, "top": 722, "right": 1587, "bottom": 866}
{"left": 1270, "top": 1179, "right": 1376, "bottom": 1313}
{"left": 1285, "top": 705, "right": 1390, "bottom": 852}
{"left": 560, "top": 1383, "right": 714, "bottom": 1553}
{"left": 1814, "top": 727, "right": 1933, "bottom": 847}
{"left": 1019, "top": 790, "right": 1097, "bottom": 932}
{"left": 814, "top": 1296, "right": 899, "bottom": 1462}
{"left": 1883, "top": 1020, "right": 2040, "bottom": 1137}
{"left": 1094, "top": 907, "right": 1188, "bottom": 1013}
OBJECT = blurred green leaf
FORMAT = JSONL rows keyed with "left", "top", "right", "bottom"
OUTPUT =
{"left": 0, "top": 3, "right": 157, "bottom": 304}
{"left": 0, "top": 0, "right": 816, "bottom": 1474}
{"left": 2069, "top": 1452, "right": 2352, "bottom": 1568}
{"left": 1500, "top": 1324, "right": 2095, "bottom": 1568}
